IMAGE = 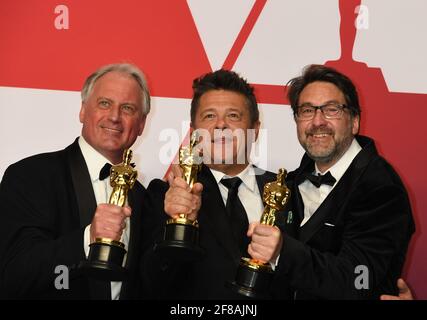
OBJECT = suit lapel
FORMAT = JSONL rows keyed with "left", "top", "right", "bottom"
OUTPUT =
{"left": 198, "top": 165, "right": 241, "bottom": 262}
{"left": 298, "top": 136, "right": 377, "bottom": 243}
{"left": 125, "top": 190, "right": 140, "bottom": 270}
{"left": 66, "top": 139, "right": 97, "bottom": 228}
{"left": 119, "top": 187, "right": 142, "bottom": 299}
{"left": 66, "top": 138, "right": 111, "bottom": 299}
{"left": 290, "top": 158, "right": 311, "bottom": 226}
{"left": 254, "top": 168, "right": 275, "bottom": 196}
{"left": 299, "top": 176, "right": 349, "bottom": 243}
{"left": 294, "top": 187, "right": 305, "bottom": 226}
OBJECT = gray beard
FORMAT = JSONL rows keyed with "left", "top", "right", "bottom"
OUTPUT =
{"left": 306, "top": 149, "right": 337, "bottom": 164}
{"left": 305, "top": 135, "right": 353, "bottom": 165}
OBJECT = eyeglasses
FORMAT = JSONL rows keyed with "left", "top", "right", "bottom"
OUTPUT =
{"left": 295, "top": 102, "right": 347, "bottom": 120}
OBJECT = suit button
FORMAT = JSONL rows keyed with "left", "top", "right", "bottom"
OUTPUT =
{"left": 161, "top": 262, "right": 169, "bottom": 271}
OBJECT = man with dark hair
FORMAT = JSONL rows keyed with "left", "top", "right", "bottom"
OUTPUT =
{"left": 141, "top": 69, "right": 289, "bottom": 299}
{"left": 0, "top": 63, "right": 150, "bottom": 299}
{"left": 190, "top": 69, "right": 259, "bottom": 125}
{"left": 267, "top": 64, "right": 414, "bottom": 299}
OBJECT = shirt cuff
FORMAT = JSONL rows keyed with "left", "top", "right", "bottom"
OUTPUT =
{"left": 83, "top": 224, "right": 91, "bottom": 258}
{"left": 269, "top": 254, "right": 280, "bottom": 271}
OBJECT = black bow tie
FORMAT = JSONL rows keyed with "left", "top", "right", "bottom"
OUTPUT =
{"left": 99, "top": 162, "right": 136, "bottom": 181}
{"left": 302, "top": 171, "right": 336, "bottom": 188}
{"left": 99, "top": 163, "right": 112, "bottom": 181}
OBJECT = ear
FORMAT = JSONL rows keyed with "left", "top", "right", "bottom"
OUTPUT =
{"left": 138, "top": 116, "right": 147, "bottom": 136}
{"left": 352, "top": 115, "right": 360, "bottom": 135}
{"left": 79, "top": 103, "right": 86, "bottom": 124}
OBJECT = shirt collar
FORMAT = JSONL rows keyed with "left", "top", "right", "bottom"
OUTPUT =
{"left": 315, "top": 138, "right": 362, "bottom": 183}
{"left": 78, "top": 136, "right": 112, "bottom": 183}
{"left": 210, "top": 164, "right": 257, "bottom": 192}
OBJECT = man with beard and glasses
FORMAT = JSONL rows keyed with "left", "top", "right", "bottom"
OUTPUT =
{"left": 262, "top": 64, "right": 415, "bottom": 299}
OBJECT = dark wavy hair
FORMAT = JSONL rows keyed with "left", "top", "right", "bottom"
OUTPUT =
{"left": 286, "top": 64, "right": 361, "bottom": 118}
{"left": 190, "top": 69, "right": 259, "bottom": 124}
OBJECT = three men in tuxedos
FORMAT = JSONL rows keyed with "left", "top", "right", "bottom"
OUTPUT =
{"left": 270, "top": 64, "right": 414, "bottom": 299}
{"left": 140, "top": 69, "right": 289, "bottom": 299}
{"left": 0, "top": 63, "right": 150, "bottom": 299}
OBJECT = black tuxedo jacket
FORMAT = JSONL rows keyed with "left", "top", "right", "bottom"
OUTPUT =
{"left": 140, "top": 164, "right": 291, "bottom": 299}
{"left": 0, "top": 139, "right": 145, "bottom": 299}
{"left": 276, "top": 135, "right": 415, "bottom": 299}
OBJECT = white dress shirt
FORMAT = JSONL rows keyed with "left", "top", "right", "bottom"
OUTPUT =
{"left": 210, "top": 164, "right": 264, "bottom": 223}
{"left": 299, "top": 138, "right": 362, "bottom": 226}
{"left": 210, "top": 165, "right": 280, "bottom": 268}
{"left": 78, "top": 136, "right": 130, "bottom": 300}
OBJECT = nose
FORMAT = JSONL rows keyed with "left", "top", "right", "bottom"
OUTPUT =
{"left": 215, "top": 116, "right": 227, "bottom": 130}
{"left": 311, "top": 108, "right": 328, "bottom": 126}
{"left": 108, "top": 105, "right": 121, "bottom": 122}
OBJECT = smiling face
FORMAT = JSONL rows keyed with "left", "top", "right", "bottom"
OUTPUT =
{"left": 296, "top": 81, "right": 359, "bottom": 172}
{"left": 191, "top": 89, "right": 260, "bottom": 176}
{"left": 79, "top": 71, "right": 146, "bottom": 164}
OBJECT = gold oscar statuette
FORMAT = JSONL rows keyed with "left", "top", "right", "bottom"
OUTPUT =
{"left": 155, "top": 131, "right": 204, "bottom": 260}
{"left": 79, "top": 149, "right": 137, "bottom": 280}
{"left": 228, "top": 168, "right": 290, "bottom": 298}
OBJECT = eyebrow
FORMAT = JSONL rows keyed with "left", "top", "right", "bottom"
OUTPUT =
{"left": 200, "top": 107, "right": 242, "bottom": 113}
{"left": 96, "top": 97, "right": 138, "bottom": 107}
{"left": 200, "top": 108, "right": 216, "bottom": 113}
{"left": 97, "top": 97, "right": 113, "bottom": 102}
{"left": 299, "top": 99, "right": 342, "bottom": 106}
{"left": 226, "top": 108, "right": 243, "bottom": 113}
{"left": 120, "top": 102, "right": 138, "bottom": 107}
